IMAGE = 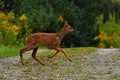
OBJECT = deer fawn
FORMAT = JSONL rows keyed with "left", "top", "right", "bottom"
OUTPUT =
{"left": 20, "top": 20, "right": 74, "bottom": 65}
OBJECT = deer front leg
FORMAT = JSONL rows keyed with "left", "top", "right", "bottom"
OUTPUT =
{"left": 32, "top": 47, "right": 45, "bottom": 66}
{"left": 59, "top": 48, "right": 72, "bottom": 62}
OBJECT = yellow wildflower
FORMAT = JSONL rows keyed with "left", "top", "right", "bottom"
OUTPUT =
{"left": 112, "top": 32, "right": 119, "bottom": 38}
{"left": 14, "top": 32, "right": 18, "bottom": 35}
{"left": 58, "top": 15, "right": 64, "bottom": 23}
{"left": 110, "top": 45, "right": 114, "bottom": 48}
{"left": 7, "top": 11, "right": 15, "bottom": 20}
{"left": 0, "top": 12, "right": 6, "bottom": 20}
{"left": 20, "top": 14, "right": 28, "bottom": 21}
{"left": 94, "top": 30, "right": 108, "bottom": 41}
{"left": 100, "top": 30, "right": 108, "bottom": 40}
{"left": 98, "top": 42, "right": 105, "bottom": 48}
{"left": 2, "top": 20, "right": 8, "bottom": 26}
{"left": 11, "top": 25, "right": 19, "bottom": 31}
{"left": 94, "top": 36, "right": 99, "bottom": 40}
{"left": 9, "top": 25, "right": 20, "bottom": 35}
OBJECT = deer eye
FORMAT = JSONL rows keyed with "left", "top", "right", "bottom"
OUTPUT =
{"left": 66, "top": 24, "right": 69, "bottom": 26}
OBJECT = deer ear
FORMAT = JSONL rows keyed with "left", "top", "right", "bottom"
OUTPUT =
{"left": 64, "top": 20, "right": 68, "bottom": 24}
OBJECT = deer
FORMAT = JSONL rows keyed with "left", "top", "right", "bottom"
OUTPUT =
{"left": 20, "top": 20, "right": 74, "bottom": 66}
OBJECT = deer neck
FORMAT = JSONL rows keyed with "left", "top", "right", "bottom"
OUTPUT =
{"left": 57, "top": 28, "right": 67, "bottom": 40}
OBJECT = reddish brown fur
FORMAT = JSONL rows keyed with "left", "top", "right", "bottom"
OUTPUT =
{"left": 20, "top": 20, "right": 74, "bottom": 65}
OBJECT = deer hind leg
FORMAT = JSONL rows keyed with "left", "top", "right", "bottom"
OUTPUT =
{"left": 48, "top": 50, "right": 59, "bottom": 58}
{"left": 32, "top": 47, "right": 45, "bottom": 66}
{"left": 20, "top": 46, "right": 35, "bottom": 65}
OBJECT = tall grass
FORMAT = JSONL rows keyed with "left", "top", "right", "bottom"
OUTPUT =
{"left": 0, "top": 45, "right": 20, "bottom": 58}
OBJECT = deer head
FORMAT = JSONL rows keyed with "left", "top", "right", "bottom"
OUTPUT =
{"left": 63, "top": 20, "right": 74, "bottom": 33}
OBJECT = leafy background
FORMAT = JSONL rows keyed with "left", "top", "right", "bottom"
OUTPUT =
{"left": 0, "top": 0, "right": 120, "bottom": 48}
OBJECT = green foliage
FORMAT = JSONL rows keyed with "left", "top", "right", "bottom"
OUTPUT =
{"left": 72, "top": 0, "right": 120, "bottom": 47}
{"left": 0, "top": 0, "right": 119, "bottom": 47}
{"left": 100, "top": 20, "right": 120, "bottom": 35}
{"left": 94, "top": 20, "right": 120, "bottom": 48}
{"left": 0, "top": 0, "right": 4, "bottom": 10}
{"left": 12, "top": 0, "right": 100, "bottom": 47}
{"left": 0, "top": 11, "right": 30, "bottom": 46}
{"left": 13, "top": 0, "right": 60, "bottom": 33}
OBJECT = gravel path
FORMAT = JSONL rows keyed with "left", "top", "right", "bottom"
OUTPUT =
{"left": 0, "top": 50, "right": 47, "bottom": 80}
{"left": 81, "top": 48, "right": 120, "bottom": 79}
{"left": 0, "top": 48, "right": 120, "bottom": 80}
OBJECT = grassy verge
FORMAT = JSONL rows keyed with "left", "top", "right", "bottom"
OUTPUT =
{"left": 0, "top": 46, "right": 95, "bottom": 58}
{"left": 0, "top": 45, "right": 20, "bottom": 58}
{"left": 0, "top": 45, "right": 49, "bottom": 58}
{"left": 40, "top": 47, "right": 96, "bottom": 59}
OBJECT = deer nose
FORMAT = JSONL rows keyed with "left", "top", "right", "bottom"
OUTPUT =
{"left": 72, "top": 29, "right": 74, "bottom": 32}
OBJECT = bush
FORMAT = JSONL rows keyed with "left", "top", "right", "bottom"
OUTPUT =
{"left": 94, "top": 30, "right": 120, "bottom": 48}
{"left": 0, "top": 11, "right": 30, "bottom": 46}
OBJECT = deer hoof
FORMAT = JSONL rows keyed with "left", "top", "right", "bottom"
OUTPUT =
{"left": 69, "top": 59, "right": 72, "bottom": 62}
{"left": 41, "top": 63, "right": 45, "bottom": 66}
{"left": 48, "top": 56, "right": 53, "bottom": 58}
{"left": 20, "top": 62, "right": 25, "bottom": 65}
